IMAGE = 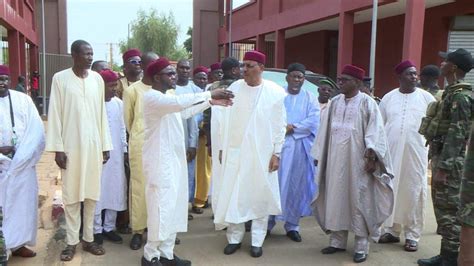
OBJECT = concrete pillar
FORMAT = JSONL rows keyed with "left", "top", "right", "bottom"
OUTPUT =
{"left": 256, "top": 34, "right": 265, "bottom": 53}
{"left": 8, "top": 30, "right": 20, "bottom": 87}
{"left": 402, "top": 0, "right": 425, "bottom": 67}
{"left": 337, "top": 12, "right": 354, "bottom": 74}
{"left": 275, "top": 29, "right": 285, "bottom": 68}
{"left": 30, "top": 45, "right": 39, "bottom": 73}
{"left": 19, "top": 34, "right": 26, "bottom": 76}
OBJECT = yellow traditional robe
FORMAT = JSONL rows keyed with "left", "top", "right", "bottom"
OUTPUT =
{"left": 123, "top": 80, "right": 150, "bottom": 231}
{"left": 46, "top": 68, "right": 112, "bottom": 205}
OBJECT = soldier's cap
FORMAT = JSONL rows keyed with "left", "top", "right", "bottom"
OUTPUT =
{"left": 439, "top": 48, "right": 474, "bottom": 73}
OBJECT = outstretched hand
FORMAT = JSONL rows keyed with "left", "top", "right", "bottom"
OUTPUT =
{"left": 211, "top": 89, "right": 234, "bottom": 100}
{"left": 210, "top": 99, "right": 233, "bottom": 107}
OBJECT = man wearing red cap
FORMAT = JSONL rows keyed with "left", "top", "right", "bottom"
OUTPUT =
{"left": 140, "top": 58, "right": 233, "bottom": 266}
{"left": 46, "top": 40, "right": 113, "bottom": 261}
{"left": 213, "top": 50, "right": 286, "bottom": 258}
{"left": 314, "top": 64, "right": 394, "bottom": 263}
{"left": 117, "top": 48, "right": 143, "bottom": 99}
{"left": 191, "top": 66, "right": 213, "bottom": 214}
{"left": 92, "top": 70, "right": 128, "bottom": 246}
{"left": 123, "top": 52, "right": 159, "bottom": 250}
{"left": 377, "top": 61, "right": 435, "bottom": 252}
{"left": 209, "top": 62, "right": 223, "bottom": 83}
{"left": 0, "top": 65, "right": 45, "bottom": 260}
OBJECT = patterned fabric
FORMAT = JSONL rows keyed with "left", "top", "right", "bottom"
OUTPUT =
{"left": 460, "top": 120, "right": 474, "bottom": 227}
{"left": 430, "top": 82, "right": 473, "bottom": 256}
{"left": 0, "top": 207, "right": 6, "bottom": 263}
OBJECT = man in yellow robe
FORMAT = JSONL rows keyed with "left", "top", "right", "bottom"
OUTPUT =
{"left": 46, "top": 40, "right": 113, "bottom": 261}
{"left": 123, "top": 52, "right": 159, "bottom": 250}
{"left": 116, "top": 49, "right": 142, "bottom": 99}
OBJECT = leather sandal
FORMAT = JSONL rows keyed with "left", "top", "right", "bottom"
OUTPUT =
{"left": 60, "top": 245, "right": 76, "bottom": 261}
{"left": 82, "top": 241, "right": 105, "bottom": 256}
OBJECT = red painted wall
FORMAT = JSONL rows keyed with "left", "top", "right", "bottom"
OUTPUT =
{"left": 352, "top": 0, "right": 474, "bottom": 96}
{"left": 285, "top": 30, "right": 336, "bottom": 75}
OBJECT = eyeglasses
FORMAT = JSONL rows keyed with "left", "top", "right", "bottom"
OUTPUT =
{"left": 160, "top": 71, "right": 177, "bottom": 77}
{"left": 128, "top": 59, "right": 142, "bottom": 65}
{"left": 337, "top": 77, "right": 354, "bottom": 83}
{"left": 243, "top": 63, "right": 259, "bottom": 69}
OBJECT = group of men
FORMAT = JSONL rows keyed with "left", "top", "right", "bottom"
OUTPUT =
{"left": 0, "top": 37, "right": 474, "bottom": 266}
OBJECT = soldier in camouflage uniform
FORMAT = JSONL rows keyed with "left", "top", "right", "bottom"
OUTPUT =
{"left": 418, "top": 48, "right": 474, "bottom": 266}
{"left": 0, "top": 207, "right": 6, "bottom": 266}
{"left": 459, "top": 122, "right": 474, "bottom": 265}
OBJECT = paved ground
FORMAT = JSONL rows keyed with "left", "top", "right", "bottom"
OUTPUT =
{"left": 8, "top": 150, "right": 441, "bottom": 266}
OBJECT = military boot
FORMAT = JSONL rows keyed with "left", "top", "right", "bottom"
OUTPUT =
{"left": 417, "top": 255, "right": 442, "bottom": 266}
{"left": 441, "top": 251, "right": 458, "bottom": 266}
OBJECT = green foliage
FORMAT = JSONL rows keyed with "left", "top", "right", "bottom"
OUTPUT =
{"left": 119, "top": 9, "right": 190, "bottom": 61}
{"left": 183, "top": 27, "right": 192, "bottom": 54}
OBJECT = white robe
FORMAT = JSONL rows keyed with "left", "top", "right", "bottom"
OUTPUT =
{"left": 379, "top": 88, "right": 435, "bottom": 228}
{"left": 95, "top": 97, "right": 128, "bottom": 214}
{"left": 0, "top": 90, "right": 45, "bottom": 249}
{"left": 142, "top": 89, "right": 212, "bottom": 242}
{"left": 46, "top": 69, "right": 113, "bottom": 205}
{"left": 210, "top": 105, "right": 224, "bottom": 211}
{"left": 313, "top": 92, "right": 394, "bottom": 240}
{"left": 213, "top": 79, "right": 287, "bottom": 229}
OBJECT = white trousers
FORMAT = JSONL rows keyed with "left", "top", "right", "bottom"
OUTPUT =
{"left": 383, "top": 222, "right": 422, "bottom": 242}
{"left": 329, "top": 230, "right": 369, "bottom": 254}
{"left": 93, "top": 210, "right": 117, "bottom": 234}
{"left": 226, "top": 216, "right": 268, "bottom": 247}
{"left": 144, "top": 233, "right": 176, "bottom": 261}
{"left": 64, "top": 199, "right": 96, "bottom": 245}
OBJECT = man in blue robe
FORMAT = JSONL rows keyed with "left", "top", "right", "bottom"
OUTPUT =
{"left": 268, "top": 63, "right": 319, "bottom": 242}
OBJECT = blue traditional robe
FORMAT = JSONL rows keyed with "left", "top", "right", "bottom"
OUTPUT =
{"left": 270, "top": 88, "right": 319, "bottom": 231}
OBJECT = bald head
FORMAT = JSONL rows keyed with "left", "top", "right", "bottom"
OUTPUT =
{"left": 141, "top": 52, "right": 159, "bottom": 72}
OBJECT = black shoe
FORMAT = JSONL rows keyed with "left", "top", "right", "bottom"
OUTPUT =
{"left": 286, "top": 230, "right": 302, "bottom": 242}
{"left": 223, "top": 243, "right": 241, "bottom": 255}
{"left": 160, "top": 255, "right": 191, "bottom": 266}
{"left": 103, "top": 230, "right": 123, "bottom": 244}
{"left": 245, "top": 221, "right": 252, "bottom": 232}
{"left": 130, "top": 233, "right": 143, "bottom": 250}
{"left": 94, "top": 233, "right": 103, "bottom": 245}
{"left": 203, "top": 200, "right": 210, "bottom": 209}
{"left": 188, "top": 214, "right": 194, "bottom": 221}
{"left": 353, "top": 253, "right": 368, "bottom": 263}
{"left": 191, "top": 206, "right": 203, "bottom": 214}
{"left": 321, "top": 246, "right": 346, "bottom": 254}
{"left": 441, "top": 256, "right": 458, "bottom": 266}
{"left": 417, "top": 255, "right": 442, "bottom": 266}
{"left": 175, "top": 237, "right": 181, "bottom": 245}
{"left": 250, "top": 246, "right": 263, "bottom": 258}
{"left": 141, "top": 256, "right": 162, "bottom": 266}
{"left": 378, "top": 233, "right": 400, "bottom": 243}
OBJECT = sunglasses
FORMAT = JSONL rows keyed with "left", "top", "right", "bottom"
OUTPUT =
{"left": 160, "top": 71, "right": 177, "bottom": 77}
{"left": 128, "top": 59, "right": 142, "bottom": 65}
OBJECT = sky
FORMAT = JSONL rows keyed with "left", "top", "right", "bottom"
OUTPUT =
{"left": 67, "top": 0, "right": 193, "bottom": 66}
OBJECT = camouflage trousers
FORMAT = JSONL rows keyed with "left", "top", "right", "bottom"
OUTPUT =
{"left": 431, "top": 155, "right": 462, "bottom": 256}
{"left": 0, "top": 207, "right": 6, "bottom": 264}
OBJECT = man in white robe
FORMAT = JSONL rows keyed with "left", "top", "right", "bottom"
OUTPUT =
{"left": 378, "top": 60, "right": 435, "bottom": 251}
{"left": 268, "top": 63, "right": 319, "bottom": 243}
{"left": 140, "top": 58, "right": 233, "bottom": 266}
{"left": 46, "top": 40, "right": 113, "bottom": 261}
{"left": 214, "top": 51, "right": 286, "bottom": 258}
{"left": 0, "top": 65, "right": 45, "bottom": 260}
{"left": 313, "top": 65, "right": 394, "bottom": 264}
{"left": 93, "top": 70, "right": 128, "bottom": 245}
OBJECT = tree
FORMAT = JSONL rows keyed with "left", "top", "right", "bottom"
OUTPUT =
{"left": 120, "top": 9, "right": 189, "bottom": 61}
{"left": 183, "top": 27, "right": 192, "bottom": 54}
